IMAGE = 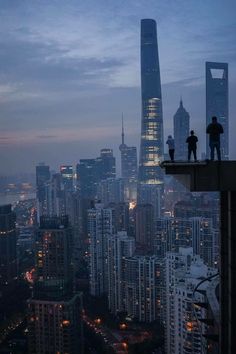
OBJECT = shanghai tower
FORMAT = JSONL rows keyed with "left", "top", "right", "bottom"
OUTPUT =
{"left": 138, "top": 19, "right": 164, "bottom": 217}
{"left": 139, "top": 19, "right": 164, "bottom": 185}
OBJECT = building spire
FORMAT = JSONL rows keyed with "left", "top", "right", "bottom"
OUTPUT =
{"left": 122, "top": 113, "right": 124, "bottom": 145}
{"left": 180, "top": 95, "right": 183, "bottom": 107}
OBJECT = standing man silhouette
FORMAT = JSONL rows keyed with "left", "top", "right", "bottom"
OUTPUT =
{"left": 186, "top": 130, "right": 198, "bottom": 162}
{"left": 206, "top": 116, "right": 224, "bottom": 161}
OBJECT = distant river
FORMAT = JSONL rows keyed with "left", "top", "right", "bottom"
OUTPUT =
{"left": 0, "top": 192, "right": 36, "bottom": 206}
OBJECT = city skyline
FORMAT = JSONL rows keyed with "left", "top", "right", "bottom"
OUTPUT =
{"left": 0, "top": 0, "right": 236, "bottom": 175}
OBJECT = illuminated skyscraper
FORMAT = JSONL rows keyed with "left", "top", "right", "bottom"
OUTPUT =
{"left": 60, "top": 165, "right": 73, "bottom": 191}
{"left": 206, "top": 62, "right": 228, "bottom": 160}
{"left": 138, "top": 19, "right": 164, "bottom": 218}
{"left": 36, "top": 163, "right": 50, "bottom": 219}
{"left": 139, "top": 19, "right": 164, "bottom": 185}
{"left": 173, "top": 99, "right": 190, "bottom": 160}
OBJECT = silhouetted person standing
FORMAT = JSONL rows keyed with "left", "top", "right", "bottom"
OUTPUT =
{"left": 206, "top": 116, "right": 224, "bottom": 161}
{"left": 186, "top": 130, "right": 198, "bottom": 162}
{"left": 166, "top": 135, "right": 175, "bottom": 162}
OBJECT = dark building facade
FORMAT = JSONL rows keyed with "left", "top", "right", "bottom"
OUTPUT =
{"left": 36, "top": 164, "right": 50, "bottom": 202}
{"left": 36, "top": 164, "right": 50, "bottom": 219}
{"left": 76, "top": 159, "right": 98, "bottom": 199}
{"left": 97, "top": 148, "right": 116, "bottom": 181}
{"left": 173, "top": 99, "right": 190, "bottom": 160}
{"left": 135, "top": 204, "right": 154, "bottom": 252}
{"left": 77, "top": 149, "right": 116, "bottom": 200}
{"left": 28, "top": 216, "right": 81, "bottom": 354}
{"left": 0, "top": 204, "right": 17, "bottom": 286}
{"left": 206, "top": 62, "right": 228, "bottom": 160}
{"left": 60, "top": 165, "right": 74, "bottom": 191}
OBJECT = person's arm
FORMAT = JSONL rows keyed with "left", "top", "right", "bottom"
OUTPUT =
{"left": 220, "top": 124, "right": 224, "bottom": 134}
{"left": 206, "top": 124, "right": 210, "bottom": 134}
{"left": 196, "top": 136, "right": 198, "bottom": 142}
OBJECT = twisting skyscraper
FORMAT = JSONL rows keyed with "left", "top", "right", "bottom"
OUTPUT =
{"left": 138, "top": 19, "right": 164, "bottom": 218}
{"left": 139, "top": 19, "right": 164, "bottom": 185}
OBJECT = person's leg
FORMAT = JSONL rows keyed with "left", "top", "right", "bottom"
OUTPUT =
{"left": 169, "top": 149, "right": 174, "bottom": 161}
{"left": 193, "top": 148, "right": 197, "bottom": 161}
{"left": 210, "top": 141, "right": 214, "bottom": 160}
{"left": 216, "top": 142, "right": 221, "bottom": 161}
{"left": 188, "top": 148, "right": 191, "bottom": 161}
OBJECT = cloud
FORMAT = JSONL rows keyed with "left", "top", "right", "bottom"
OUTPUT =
{"left": 36, "top": 135, "right": 57, "bottom": 139}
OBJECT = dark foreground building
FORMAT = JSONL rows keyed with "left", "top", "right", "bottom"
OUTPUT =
{"left": 0, "top": 204, "right": 17, "bottom": 286}
{"left": 28, "top": 216, "right": 82, "bottom": 354}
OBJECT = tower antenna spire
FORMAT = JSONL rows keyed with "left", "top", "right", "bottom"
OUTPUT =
{"left": 122, "top": 113, "right": 124, "bottom": 145}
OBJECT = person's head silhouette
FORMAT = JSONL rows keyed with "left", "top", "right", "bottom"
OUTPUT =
{"left": 190, "top": 130, "right": 194, "bottom": 135}
{"left": 212, "top": 116, "right": 217, "bottom": 123}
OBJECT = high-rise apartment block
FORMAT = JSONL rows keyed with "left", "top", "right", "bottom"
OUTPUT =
{"left": 156, "top": 216, "right": 215, "bottom": 267}
{"left": 88, "top": 204, "right": 113, "bottom": 296}
{"left": 124, "top": 255, "right": 163, "bottom": 322}
{"left": 174, "top": 194, "right": 219, "bottom": 229}
{"left": 165, "top": 248, "right": 216, "bottom": 354}
{"left": 107, "top": 231, "right": 135, "bottom": 314}
{"left": 173, "top": 99, "right": 190, "bottom": 160}
{"left": 206, "top": 62, "right": 228, "bottom": 160}
{"left": 28, "top": 216, "right": 81, "bottom": 354}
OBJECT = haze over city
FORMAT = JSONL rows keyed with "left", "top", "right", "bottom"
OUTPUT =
{"left": 0, "top": 0, "right": 236, "bottom": 174}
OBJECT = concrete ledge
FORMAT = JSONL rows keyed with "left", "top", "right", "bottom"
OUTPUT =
{"left": 161, "top": 160, "right": 236, "bottom": 191}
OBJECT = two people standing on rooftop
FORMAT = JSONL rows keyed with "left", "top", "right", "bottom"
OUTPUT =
{"left": 206, "top": 116, "right": 224, "bottom": 161}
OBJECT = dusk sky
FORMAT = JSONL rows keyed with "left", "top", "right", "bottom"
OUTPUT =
{"left": 0, "top": 0, "right": 236, "bottom": 175}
